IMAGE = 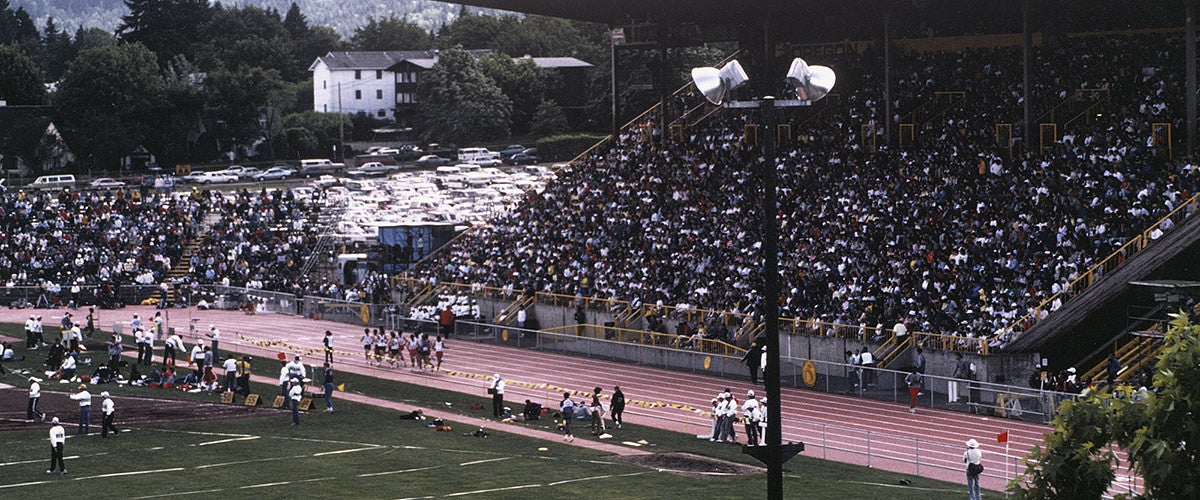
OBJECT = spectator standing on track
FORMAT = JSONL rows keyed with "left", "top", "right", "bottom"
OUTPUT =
{"left": 951, "top": 352, "right": 970, "bottom": 402}
{"left": 489, "top": 374, "right": 505, "bottom": 417}
{"left": 323, "top": 331, "right": 334, "bottom": 364}
{"left": 86, "top": 308, "right": 96, "bottom": 339}
{"left": 964, "top": 439, "right": 983, "bottom": 500}
{"left": 28, "top": 378, "right": 45, "bottom": 421}
{"left": 288, "top": 378, "right": 303, "bottom": 425}
{"left": 100, "top": 392, "right": 119, "bottom": 437}
{"left": 322, "top": 363, "right": 336, "bottom": 412}
{"left": 742, "top": 342, "right": 762, "bottom": 384}
{"left": 69, "top": 384, "right": 92, "bottom": 435}
{"left": 152, "top": 311, "right": 163, "bottom": 341}
{"left": 222, "top": 356, "right": 238, "bottom": 393}
{"left": 906, "top": 370, "right": 922, "bottom": 413}
{"left": 589, "top": 387, "right": 605, "bottom": 436}
{"left": 915, "top": 347, "right": 927, "bottom": 395}
{"left": 130, "top": 314, "right": 143, "bottom": 333}
{"left": 236, "top": 356, "right": 252, "bottom": 396}
{"left": 560, "top": 392, "right": 576, "bottom": 442}
{"left": 610, "top": 386, "right": 625, "bottom": 429}
{"left": 439, "top": 306, "right": 454, "bottom": 337}
{"left": 860, "top": 348, "right": 876, "bottom": 388}
{"left": 743, "top": 390, "right": 761, "bottom": 446}
{"left": 164, "top": 331, "right": 184, "bottom": 366}
{"left": 48, "top": 417, "right": 66, "bottom": 475}
{"left": 206, "top": 325, "right": 220, "bottom": 363}
{"left": 434, "top": 336, "right": 446, "bottom": 371}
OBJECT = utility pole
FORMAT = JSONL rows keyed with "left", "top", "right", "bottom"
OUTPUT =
{"left": 338, "top": 82, "right": 345, "bottom": 162}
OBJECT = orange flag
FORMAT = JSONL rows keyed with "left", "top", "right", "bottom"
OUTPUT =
{"left": 997, "top": 431, "right": 1009, "bottom": 443}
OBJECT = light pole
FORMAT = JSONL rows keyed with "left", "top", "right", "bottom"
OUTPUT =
{"left": 692, "top": 57, "right": 835, "bottom": 500}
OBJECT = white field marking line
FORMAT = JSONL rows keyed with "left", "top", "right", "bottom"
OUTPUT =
{"left": 145, "top": 426, "right": 385, "bottom": 448}
{"left": 133, "top": 488, "right": 226, "bottom": 499}
{"left": 312, "top": 446, "right": 380, "bottom": 457}
{"left": 357, "top": 465, "right": 443, "bottom": 478}
{"left": 394, "top": 496, "right": 436, "bottom": 500}
{"left": 72, "top": 468, "right": 186, "bottom": 480}
{"left": 0, "top": 480, "right": 54, "bottom": 489}
{"left": 195, "top": 453, "right": 312, "bottom": 469}
{"left": 198, "top": 436, "right": 261, "bottom": 446}
{"left": 139, "top": 428, "right": 255, "bottom": 439}
{"left": 547, "top": 471, "right": 652, "bottom": 486}
{"left": 0, "top": 455, "right": 80, "bottom": 467}
{"left": 444, "top": 484, "right": 543, "bottom": 497}
{"left": 829, "top": 480, "right": 964, "bottom": 493}
{"left": 458, "top": 456, "right": 514, "bottom": 466}
{"left": 654, "top": 468, "right": 741, "bottom": 476}
{"left": 237, "top": 477, "right": 335, "bottom": 489}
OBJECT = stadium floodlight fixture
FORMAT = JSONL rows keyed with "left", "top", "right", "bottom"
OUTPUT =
{"left": 785, "top": 57, "right": 836, "bottom": 102}
{"left": 691, "top": 60, "right": 750, "bottom": 105}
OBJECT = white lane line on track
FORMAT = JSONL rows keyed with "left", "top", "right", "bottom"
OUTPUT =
{"left": 74, "top": 468, "right": 186, "bottom": 480}
{"left": 358, "top": 465, "right": 443, "bottom": 478}
{"left": 443, "top": 484, "right": 543, "bottom": 497}
{"left": 457, "top": 457, "right": 514, "bottom": 466}
{"left": 198, "top": 436, "right": 261, "bottom": 446}
{"left": 238, "top": 477, "right": 335, "bottom": 489}
{"left": 313, "top": 446, "right": 380, "bottom": 456}
{"left": 547, "top": 471, "right": 651, "bottom": 486}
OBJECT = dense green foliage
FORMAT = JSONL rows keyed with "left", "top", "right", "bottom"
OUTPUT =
{"left": 1008, "top": 313, "right": 1200, "bottom": 499}
{"left": 417, "top": 46, "right": 512, "bottom": 144}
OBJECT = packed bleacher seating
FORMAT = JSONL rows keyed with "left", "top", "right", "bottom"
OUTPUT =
{"left": 412, "top": 31, "right": 1200, "bottom": 347}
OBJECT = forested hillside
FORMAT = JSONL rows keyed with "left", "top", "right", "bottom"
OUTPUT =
{"left": 11, "top": 0, "right": 475, "bottom": 36}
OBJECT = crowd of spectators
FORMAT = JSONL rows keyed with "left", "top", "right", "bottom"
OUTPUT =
{"left": 0, "top": 188, "right": 209, "bottom": 306}
{"left": 413, "top": 32, "right": 1200, "bottom": 346}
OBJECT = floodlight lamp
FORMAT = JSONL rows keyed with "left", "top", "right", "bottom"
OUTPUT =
{"left": 691, "top": 60, "right": 750, "bottom": 106}
{"left": 786, "top": 57, "right": 836, "bottom": 102}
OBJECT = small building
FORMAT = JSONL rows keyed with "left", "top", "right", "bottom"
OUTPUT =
{"left": 309, "top": 50, "right": 592, "bottom": 126}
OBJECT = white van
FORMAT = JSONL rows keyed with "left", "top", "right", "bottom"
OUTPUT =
{"left": 434, "top": 165, "right": 463, "bottom": 177}
{"left": 457, "top": 148, "right": 500, "bottom": 164}
{"left": 29, "top": 174, "right": 77, "bottom": 190}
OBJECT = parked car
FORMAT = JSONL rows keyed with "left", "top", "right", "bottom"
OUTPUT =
{"left": 504, "top": 153, "right": 540, "bottom": 166}
{"left": 473, "top": 157, "right": 504, "bottom": 167}
{"left": 414, "top": 155, "right": 451, "bottom": 168}
{"left": 346, "top": 162, "right": 395, "bottom": 178}
{"left": 185, "top": 171, "right": 239, "bottom": 184}
{"left": 394, "top": 145, "right": 424, "bottom": 161}
{"left": 498, "top": 145, "right": 526, "bottom": 158}
{"left": 89, "top": 177, "right": 126, "bottom": 189}
{"left": 311, "top": 175, "right": 341, "bottom": 188}
{"left": 254, "top": 167, "right": 294, "bottom": 181}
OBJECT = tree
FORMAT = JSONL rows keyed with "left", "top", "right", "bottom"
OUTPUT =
{"left": 416, "top": 46, "right": 511, "bottom": 144}
{"left": 1009, "top": 313, "right": 1200, "bottom": 498}
{"left": 0, "top": 2, "right": 39, "bottom": 46}
{"left": 478, "top": 54, "right": 547, "bottom": 135}
{"left": 352, "top": 15, "right": 432, "bottom": 51}
{"left": 204, "top": 66, "right": 288, "bottom": 160}
{"left": 280, "top": 111, "right": 348, "bottom": 159}
{"left": 1116, "top": 313, "right": 1200, "bottom": 498}
{"left": 52, "top": 42, "right": 167, "bottom": 171}
{"left": 73, "top": 27, "right": 117, "bottom": 53}
{"left": 0, "top": 43, "right": 45, "bottom": 104}
{"left": 118, "top": 0, "right": 212, "bottom": 64}
{"left": 193, "top": 5, "right": 291, "bottom": 74}
{"left": 42, "top": 17, "right": 75, "bottom": 81}
{"left": 531, "top": 100, "right": 570, "bottom": 136}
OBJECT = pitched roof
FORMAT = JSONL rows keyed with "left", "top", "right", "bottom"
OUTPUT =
{"left": 521, "top": 57, "right": 593, "bottom": 69}
{"left": 310, "top": 51, "right": 440, "bottom": 71}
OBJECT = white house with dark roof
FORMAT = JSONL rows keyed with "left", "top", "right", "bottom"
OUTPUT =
{"left": 309, "top": 50, "right": 592, "bottom": 125}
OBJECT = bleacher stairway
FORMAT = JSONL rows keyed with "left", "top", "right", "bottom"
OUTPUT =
{"left": 163, "top": 212, "right": 222, "bottom": 303}
{"left": 1005, "top": 208, "right": 1200, "bottom": 362}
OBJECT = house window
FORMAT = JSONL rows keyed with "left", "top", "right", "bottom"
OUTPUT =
{"left": 323, "top": 104, "right": 327, "bottom": 112}
{"left": 355, "top": 90, "right": 361, "bottom": 99}
{"left": 378, "top": 110, "right": 386, "bottom": 117}
{"left": 376, "top": 89, "right": 383, "bottom": 99}
{"left": 354, "top": 70, "right": 361, "bottom": 79}
{"left": 322, "top": 80, "right": 326, "bottom": 89}
{"left": 376, "top": 70, "right": 383, "bottom": 79}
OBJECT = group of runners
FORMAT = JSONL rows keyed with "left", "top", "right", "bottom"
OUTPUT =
{"left": 359, "top": 328, "right": 445, "bottom": 371}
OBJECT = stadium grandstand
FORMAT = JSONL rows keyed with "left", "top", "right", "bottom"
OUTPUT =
{"left": 1, "top": 0, "right": 1197, "bottom": 421}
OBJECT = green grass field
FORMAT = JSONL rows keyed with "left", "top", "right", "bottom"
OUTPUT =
{"left": 0, "top": 324, "right": 970, "bottom": 499}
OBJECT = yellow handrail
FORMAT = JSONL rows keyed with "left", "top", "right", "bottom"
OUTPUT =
{"left": 540, "top": 324, "right": 746, "bottom": 358}
{"left": 996, "top": 192, "right": 1200, "bottom": 341}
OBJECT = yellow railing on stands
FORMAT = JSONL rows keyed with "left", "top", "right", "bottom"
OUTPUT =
{"left": 541, "top": 324, "right": 746, "bottom": 358}
{"left": 996, "top": 192, "right": 1200, "bottom": 343}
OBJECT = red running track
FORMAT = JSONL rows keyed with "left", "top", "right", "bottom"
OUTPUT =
{"left": 0, "top": 305, "right": 1143, "bottom": 495}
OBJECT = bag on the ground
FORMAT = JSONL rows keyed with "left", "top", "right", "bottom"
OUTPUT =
{"left": 967, "top": 462, "right": 984, "bottom": 475}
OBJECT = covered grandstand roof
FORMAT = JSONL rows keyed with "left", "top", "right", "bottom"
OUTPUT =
{"left": 449, "top": 0, "right": 1185, "bottom": 43}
